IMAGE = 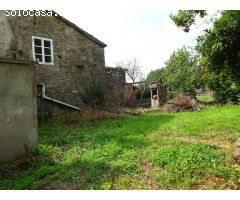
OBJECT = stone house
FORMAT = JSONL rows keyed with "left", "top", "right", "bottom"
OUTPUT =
{"left": 0, "top": 10, "right": 126, "bottom": 118}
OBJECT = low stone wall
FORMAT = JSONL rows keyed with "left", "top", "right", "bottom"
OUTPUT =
{"left": 105, "top": 67, "right": 126, "bottom": 109}
{"left": 0, "top": 58, "right": 37, "bottom": 162}
{"left": 126, "top": 98, "right": 151, "bottom": 108}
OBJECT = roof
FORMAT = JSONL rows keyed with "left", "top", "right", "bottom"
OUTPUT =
{"left": 53, "top": 11, "right": 107, "bottom": 48}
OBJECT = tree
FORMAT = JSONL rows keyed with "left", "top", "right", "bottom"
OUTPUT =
{"left": 117, "top": 57, "right": 142, "bottom": 83}
{"left": 146, "top": 68, "right": 165, "bottom": 83}
{"left": 196, "top": 11, "right": 240, "bottom": 102}
{"left": 160, "top": 47, "right": 199, "bottom": 96}
{"left": 196, "top": 10, "right": 240, "bottom": 81}
{"left": 116, "top": 58, "right": 146, "bottom": 100}
{"left": 206, "top": 71, "right": 240, "bottom": 102}
{"left": 171, "top": 10, "right": 240, "bottom": 102}
{"left": 170, "top": 10, "right": 207, "bottom": 32}
{"left": 139, "top": 72, "right": 148, "bottom": 100}
{"left": 172, "top": 10, "right": 240, "bottom": 80}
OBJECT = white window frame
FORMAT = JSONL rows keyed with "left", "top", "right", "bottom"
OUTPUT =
{"left": 32, "top": 36, "right": 54, "bottom": 65}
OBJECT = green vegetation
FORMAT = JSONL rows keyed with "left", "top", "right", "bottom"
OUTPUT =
{"left": 196, "top": 11, "right": 240, "bottom": 102}
{"left": 171, "top": 10, "right": 240, "bottom": 102}
{"left": 161, "top": 47, "right": 200, "bottom": 95}
{"left": 196, "top": 11, "right": 240, "bottom": 81}
{"left": 80, "top": 76, "right": 106, "bottom": 108}
{"left": 147, "top": 68, "right": 165, "bottom": 83}
{"left": 196, "top": 95, "right": 214, "bottom": 103}
{"left": 1, "top": 105, "right": 240, "bottom": 189}
{"left": 206, "top": 72, "right": 240, "bottom": 103}
{"left": 147, "top": 47, "right": 203, "bottom": 98}
{"left": 170, "top": 10, "right": 207, "bottom": 32}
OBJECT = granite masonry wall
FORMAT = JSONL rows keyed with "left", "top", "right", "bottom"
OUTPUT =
{"left": 0, "top": 11, "right": 127, "bottom": 118}
{"left": 105, "top": 67, "right": 126, "bottom": 109}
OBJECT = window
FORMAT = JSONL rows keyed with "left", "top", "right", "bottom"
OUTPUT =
{"left": 32, "top": 36, "right": 54, "bottom": 65}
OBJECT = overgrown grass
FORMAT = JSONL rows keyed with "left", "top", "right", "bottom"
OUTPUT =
{"left": 196, "top": 95, "right": 215, "bottom": 103}
{"left": 1, "top": 105, "right": 240, "bottom": 189}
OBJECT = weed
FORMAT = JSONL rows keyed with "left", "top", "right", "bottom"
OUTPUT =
{"left": 0, "top": 105, "right": 240, "bottom": 189}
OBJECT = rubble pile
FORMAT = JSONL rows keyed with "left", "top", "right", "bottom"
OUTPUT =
{"left": 162, "top": 95, "right": 203, "bottom": 113}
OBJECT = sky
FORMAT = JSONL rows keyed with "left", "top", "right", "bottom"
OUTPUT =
{"left": 59, "top": 9, "right": 215, "bottom": 75}
{"left": 3, "top": 0, "right": 238, "bottom": 75}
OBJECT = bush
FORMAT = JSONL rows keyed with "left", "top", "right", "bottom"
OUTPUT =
{"left": 207, "top": 72, "right": 240, "bottom": 103}
{"left": 80, "top": 77, "right": 106, "bottom": 108}
{"left": 135, "top": 87, "right": 151, "bottom": 99}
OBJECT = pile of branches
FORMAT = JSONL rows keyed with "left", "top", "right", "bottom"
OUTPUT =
{"left": 162, "top": 95, "right": 203, "bottom": 113}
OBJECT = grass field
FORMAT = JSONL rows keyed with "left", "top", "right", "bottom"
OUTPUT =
{"left": 1, "top": 105, "right": 240, "bottom": 189}
{"left": 196, "top": 95, "right": 215, "bottom": 103}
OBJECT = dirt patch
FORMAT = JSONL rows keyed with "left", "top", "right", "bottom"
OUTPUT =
{"left": 112, "top": 160, "right": 161, "bottom": 189}
{"left": 36, "top": 181, "right": 77, "bottom": 190}
{"left": 200, "top": 131, "right": 237, "bottom": 142}
{"left": 163, "top": 134, "right": 232, "bottom": 148}
{"left": 192, "top": 176, "right": 240, "bottom": 190}
{"left": 136, "top": 160, "right": 160, "bottom": 189}
{"left": 159, "top": 134, "right": 236, "bottom": 158}
{"left": 192, "top": 176, "right": 228, "bottom": 189}
{"left": 0, "top": 156, "right": 35, "bottom": 180}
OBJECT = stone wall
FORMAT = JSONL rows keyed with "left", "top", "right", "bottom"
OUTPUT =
{"left": 105, "top": 67, "right": 126, "bottom": 109}
{"left": 0, "top": 11, "right": 107, "bottom": 118}
{"left": 0, "top": 58, "right": 37, "bottom": 162}
{"left": 0, "top": 11, "right": 128, "bottom": 117}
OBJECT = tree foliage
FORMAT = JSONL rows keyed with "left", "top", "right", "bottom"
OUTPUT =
{"left": 146, "top": 68, "right": 165, "bottom": 83}
{"left": 135, "top": 86, "right": 151, "bottom": 99}
{"left": 206, "top": 71, "right": 240, "bottom": 102}
{"left": 172, "top": 10, "right": 240, "bottom": 102}
{"left": 196, "top": 10, "right": 240, "bottom": 81}
{"left": 196, "top": 11, "right": 240, "bottom": 102}
{"left": 117, "top": 57, "right": 142, "bottom": 83}
{"left": 147, "top": 47, "right": 201, "bottom": 98}
{"left": 162, "top": 47, "right": 199, "bottom": 95}
{"left": 170, "top": 10, "right": 207, "bottom": 32}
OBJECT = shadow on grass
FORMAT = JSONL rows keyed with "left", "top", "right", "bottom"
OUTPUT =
{"left": 40, "top": 114, "right": 175, "bottom": 148}
{"left": 0, "top": 113, "right": 175, "bottom": 189}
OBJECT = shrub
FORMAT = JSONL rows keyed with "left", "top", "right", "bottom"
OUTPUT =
{"left": 207, "top": 72, "right": 240, "bottom": 103}
{"left": 80, "top": 77, "right": 106, "bottom": 109}
{"left": 135, "top": 87, "right": 151, "bottom": 99}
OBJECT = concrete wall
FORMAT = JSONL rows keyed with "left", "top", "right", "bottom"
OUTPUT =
{"left": 0, "top": 58, "right": 37, "bottom": 162}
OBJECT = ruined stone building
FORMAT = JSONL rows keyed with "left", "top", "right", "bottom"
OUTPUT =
{"left": 0, "top": 10, "right": 126, "bottom": 118}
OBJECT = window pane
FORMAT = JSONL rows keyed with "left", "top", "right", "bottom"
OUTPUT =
{"left": 44, "top": 40, "right": 51, "bottom": 48}
{"left": 45, "top": 56, "right": 52, "bottom": 63}
{"left": 35, "top": 46, "right": 42, "bottom": 54}
{"left": 44, "top": 47, "right": 51, "bottom": 55}
{"left": 35, "top": 54, "right": 43, "bottom": 62}
{"left": 34, "top": 38, "right": 42, "bottom": 46}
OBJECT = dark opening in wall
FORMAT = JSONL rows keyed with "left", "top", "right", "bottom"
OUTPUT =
{"left": 152, "top": 89, "right": 157, "bottom": 96}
